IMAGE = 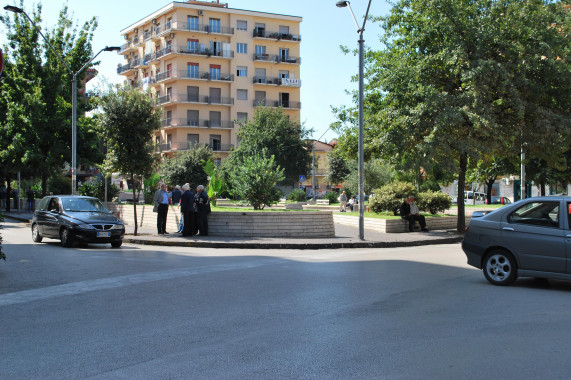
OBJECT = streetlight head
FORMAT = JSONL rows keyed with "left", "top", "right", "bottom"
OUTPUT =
{"left": 4, "top": 5, "right": 24, "bottom": 13}
{"left": 336, "top": 1, "right": 349, "bottom": 7}
{"left": 103, "top": 46, "right": 121, "bottom": 52}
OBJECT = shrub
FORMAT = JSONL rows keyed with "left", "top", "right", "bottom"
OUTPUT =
{"left": 48, "top": 174, "right": 72, "bottom": 195}
{"left": 324, "top": 191, "right": 339, "bottom": 204}
{"left": 369, "top": 182, "right": 417, "bottom": 215}
{"left": 417, "top": 191, "right": 452, "bottom": 214}
{"left": 287, "top": 188, "right": 307, "bottom": 202}
{"left": 78, "top": 179, "right": 120, "bottom": 202}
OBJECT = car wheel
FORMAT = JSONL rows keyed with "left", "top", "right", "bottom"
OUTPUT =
{"left": 32, "top": 223, "right": 43, "bottom": 243}
{"left": 60, "top": 228, "right": 73, "bottom": 248}
{"left": 111, "top": 240, "right": 122, "bottom": 248}
{"left": 483, "top": 249, "right": 517, "bottom": 286}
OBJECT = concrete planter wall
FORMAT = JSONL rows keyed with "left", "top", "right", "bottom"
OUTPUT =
{"left": 106, "top": 203, "right": 335, "bottom": 238}
{"left": 333, "top": 214, "right": 471, "bottom": 233}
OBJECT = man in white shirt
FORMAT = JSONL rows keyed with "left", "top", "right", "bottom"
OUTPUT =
{"left": 400, "top": 195, "right": 428, "bottom": 232}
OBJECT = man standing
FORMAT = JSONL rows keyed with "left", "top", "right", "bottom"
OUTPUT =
{"left": 153, "top": 183, "right": 170, "bottom": 234}
{"left": 338, "top": 191, "right": 347, "bottom": 212}
{"left": 0, "top": 185, "right": 6, "bottom": 210}
{"left": 195, "top": 185, "right": 209, "bottom": 236}
{"left": 400, "top": 195, "right": 428, "bottom": 232}
{"left": 180, "top": 184, "right": 196, "bottom": 236}
{"left": 26, "top": 186, "right": 35, "bottom": 212}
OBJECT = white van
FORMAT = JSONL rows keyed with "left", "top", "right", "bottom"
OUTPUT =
{"left": 464, "top": 191, "right": 486, "bottom": 205}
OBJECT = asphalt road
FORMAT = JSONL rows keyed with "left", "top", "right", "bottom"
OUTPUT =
{"left": 1, "top": 218, "right": 571, "bottom": 379}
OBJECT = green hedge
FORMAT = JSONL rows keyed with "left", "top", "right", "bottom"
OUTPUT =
{"left": 324, "top": 191, "right": 340, "bottom": 204}
{"left": 369, "top": 182, "right": 451, "bottom": 215}
{"left": 287, "top": 188, "right": 307, "bottom": 202}
{"left": 416, "top": 191, "right": 452, "bottom": 214}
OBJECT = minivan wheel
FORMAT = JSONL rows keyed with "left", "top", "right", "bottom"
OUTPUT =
{"left": 32, "top": 223, "right": 43, "bottom": 243}
{"left": 483, "top": 249, "right": 517, "bottom": 286}
{"left": 60, "top": 228, "right": 73, "bottom": 248}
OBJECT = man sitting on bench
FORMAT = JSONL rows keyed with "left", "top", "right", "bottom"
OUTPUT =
{"left": 400, "top": 195, "right": 428, "bottom": 232}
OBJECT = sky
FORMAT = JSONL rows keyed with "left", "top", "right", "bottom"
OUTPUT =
{"left": 1, "top": 0, "right": 391, "bottom": 143}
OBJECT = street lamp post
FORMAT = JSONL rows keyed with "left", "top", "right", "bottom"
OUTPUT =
{"left": 336, "top": 0, "right": 372, "bottom": 241}
{"left": 4, "top": 5, "right": 120, "bottom": 194}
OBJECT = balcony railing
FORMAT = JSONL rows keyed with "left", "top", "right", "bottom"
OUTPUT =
{"left": 158, "top": 94, "right": 234, "bottom": 106}
{"left": 253, "top": 54, "right": 301, "bottom": 64}
{"left": 162, "top": 118, "right": 234, "bottom": 129}
{"left": 172, "top": 45, "right": 234, "bottom": 59}
{"left": 253, "top": 76, "right": 301, "bottom": 87}
{"left": 158, "top": 142, "right": 234, "bottom": 153}
{"left": 158, "top": 21, "right": 234, "bottom": 36}
{"left": 253, "top": 29, "right": 301, "bottom": 42}
{"left": 117, "top": 62, "right": 136, "bottom": 74}
{"left": 156, "top": 70, "right": 234, "bottom": 83}
{"left": 253, "top": 99, "right": 301, "bottom": 109}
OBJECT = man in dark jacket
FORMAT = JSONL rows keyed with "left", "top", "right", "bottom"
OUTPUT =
{"left": 400, "top": 195, "right": 428, "bottom": 232}
{"left": 195, "top": 185, "right": 209, "bottom": 236}
{"left": 180, "top": 184, "right": 196, "bottom": 236}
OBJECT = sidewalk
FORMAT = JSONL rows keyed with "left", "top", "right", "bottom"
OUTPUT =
{"left": 2, "top": 211, "right": 464, "bottom": 249}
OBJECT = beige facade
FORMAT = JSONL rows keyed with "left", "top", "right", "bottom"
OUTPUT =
{"left": 117, "top": 1, "right": 302, "bottom": 160}
{"left": 302, "top": 140, "right": 340, "bottom": 198}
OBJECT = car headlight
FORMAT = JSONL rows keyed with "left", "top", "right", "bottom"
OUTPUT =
{"left": 76, "top": 224, "right": 95, "bottom": 230}
{"left": 110, "top": 224, "right": 124, "bottom": 230}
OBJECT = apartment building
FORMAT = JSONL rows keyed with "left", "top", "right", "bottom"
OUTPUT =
{"left": 117, "top": 1, "right": 302, "bottom": 161}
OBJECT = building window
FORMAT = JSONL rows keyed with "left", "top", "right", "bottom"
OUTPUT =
{"left": 237, "top": 112, "right": 248, "bottom": 123}
{"left": 255, "top": 45, "right": 266, "bottom": 58}
{"left": 187, "top": 16, "right": 199, "bottom": 31}
{"left": 187, "top": 63, "right": 199, "bottom": 79}
{"left": 187, "top": 133, "right": 199, "bottom": 148}
{"left": 187, "top": 110, "right": 199, "bottom": 126}
{"left": 209, "top": 18, "right": 221, "bottom": 33}
{"left": 209, "top": 64, "right": 221, "bottom": 80}
{"left": 237, "top": 20, "right": 247, "bottom": 31}
{"left": 279, "top": 48, "right": 289, "bottom": 62}
{"left": 237, "top": 89, "right": 248, "bottom": 100}
{"left": 187, "top": 39, "right": 199, "bottom": 54}
{"left": 237, "top": 66, "right": 247, "bottom": 77}
{"left": 237, "top": 43, "right": 247, "bottom": 54}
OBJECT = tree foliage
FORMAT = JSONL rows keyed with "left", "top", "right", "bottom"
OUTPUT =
{"left": 228, "top": 151, "right": 285, "bottom": 210}
{"left": 158, "top": 145, "right": 213, "bottom": 190}
{"left": 333, "top": 0, "right": 571, "bottom": 231}
{"left": 227, "top": 107, "right": 312, "bottom": 185}
{"left": 326, "top": 148, "right": 351, "bottom": 184}
{"left": 97, "top": 84, "right": 162, "bottom": 235}
{"left": 0, "top": 3, "right": 102, "bottom": 196}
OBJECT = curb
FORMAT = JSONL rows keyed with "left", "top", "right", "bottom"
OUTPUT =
{"left": 122, "top": 236, "right": 464, "bottom": 250}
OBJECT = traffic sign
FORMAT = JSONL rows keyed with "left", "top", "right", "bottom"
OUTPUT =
{"left": 299, "top": 175, "right": 306, "bottom": 183}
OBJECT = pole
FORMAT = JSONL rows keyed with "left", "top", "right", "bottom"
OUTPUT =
{"left": 312, "top": 142, "right": 316, "bottom": 202}
{"left": 358, "top": 32, "right": 365, "bottom": 240}
{"left": 72, "top": 74, "right": 78, "bottom": 194}
{"left": 520, "top": 147, "right": 525, "bottom": 200}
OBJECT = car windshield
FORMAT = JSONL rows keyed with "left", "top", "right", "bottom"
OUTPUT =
{"left": 62, "top": 198, "right": 109, "bottom": 213}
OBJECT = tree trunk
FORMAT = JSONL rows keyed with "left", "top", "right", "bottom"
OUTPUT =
{"left": 41, "top": 173, "right": 48, "bottom": 198}
{"left": 131, "top": 173, "right": 138, "bottom": 236}
{"left": 540, "top": 182, "right": 546, "bottom": 196}
{"left": 6, "top": 175, "right": 11, "bottom": 212}
{"left": 457, "top": 154, "right": 467, "bottom": 233}
{"left": 485, "top": 177, "right": 496, "bottom": 204}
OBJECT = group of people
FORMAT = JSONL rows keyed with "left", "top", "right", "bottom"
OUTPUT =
{"left": 0, "top": 186, "right": 36, "bottom": 211}
{"left": 338, "top": 190, "right": 358, "bottom": 212}
{"left": 153, "top": 183, "right": 210, "bottom": 236}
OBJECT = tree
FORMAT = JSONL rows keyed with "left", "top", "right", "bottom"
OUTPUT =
{"left": 343, "top": 158, "right": 395, "bottom": 196}
{"left": 1, "top": 4, "right": 102, "bottom": 196}
{"left": 326, "top": 148, "right": 350, "bottom": 185}
{"left": 228, "top": 151, "right": 285, "bottom": 210}
{"left": 97, "top": 84, "right": 162, "bottom": 235}
{"left": 468, "top": 157, "right": 516, "bottom": 203}
{"left": 334, "top": 0, "right": 570, "bottom": 232}
{"left": 158, "top": 145, "right": 213, "bottom": 189}
{"left": 227, "top": 107, "right": 312, "bottom": 185}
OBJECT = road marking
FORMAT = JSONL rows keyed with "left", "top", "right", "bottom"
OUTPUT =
{"left": 0, "top": 259, "right": 283, "bottom": 307}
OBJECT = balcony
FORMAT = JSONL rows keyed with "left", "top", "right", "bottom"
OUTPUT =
{"left": 253, "top": 77, "right": 301, "bottom": 87}
{"left": 158, "top": 94, "right": 234, "bottom": 106}
{"left": 253, "top": 54, "right": 301, "bottom": 65}
{"left": 253, "top": 99, "right": 301, "bottom": 109}
{"left": 253, "top": 29, "right": 301, "bottom": 42}
{"left": 143, "top": 29, "right": 153, "bottom": 41}
{"left": 155, "top": 46, "right": 173, "bottom": 59}
{"left": 158, "top": 142, "right": 234, "bottom": 153}
{"left": 159, "top": 20, "right": 234, "bottom": 36}
{"left": 156, "top": 70, "right": 234, "bottom": 84}
{"left": 119, "top": 40, "right": 136, "bottom": 54}
{"left": 133, "top": 35, "right": 142, "bottom": 46}
{"left": 117, "top": 62, "right": 137, "bottom": 74}
{"left": 162, "top": 118, "right": 234, "bottom": 129}
{"left": 172, "top": 45, "right": 234, "bottom": 59}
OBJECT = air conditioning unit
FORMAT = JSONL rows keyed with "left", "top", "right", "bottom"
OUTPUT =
{"left": 169, "top": 33, "right": 175, "bottom": 39}
{"left": 152, "top": 19, "right": 157, "bottom": 24}
{"left": 130, "top": 52, "right": 134, "bottom": 56}
{"left": 124, "top": 35, "right": 129, "bottom": 40}
{"left": 134, "top": 28, "right": 138, "bottom": 33}
{"left": 198, "top": 10, "right": 204, "bottom": 15}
